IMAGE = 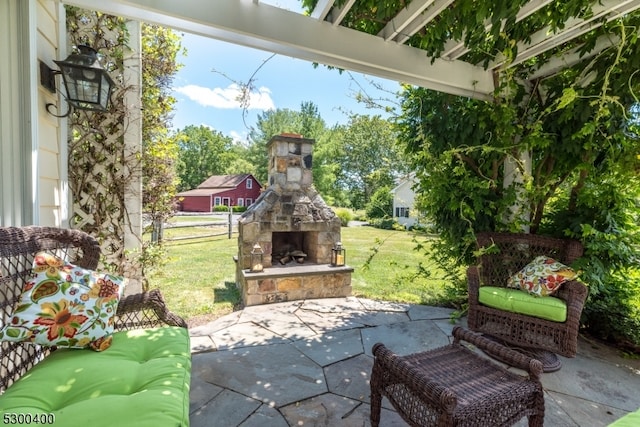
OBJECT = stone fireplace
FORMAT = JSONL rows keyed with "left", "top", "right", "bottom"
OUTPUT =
{"left": 236, "top": 134, "right": 352, "bottom": 306}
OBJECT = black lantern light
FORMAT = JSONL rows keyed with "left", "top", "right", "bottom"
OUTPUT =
{"left": 40, "top": 45, "right": 114, "bottom": 117}
{"left": 331, "top": 242, "right": 346, "bottom": 267}
{"left": 250, "top": 243, "right": 264, "bottom": 272}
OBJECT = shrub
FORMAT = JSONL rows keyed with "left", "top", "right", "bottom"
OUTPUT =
{"left": 334, "top": 207, "right": 355, "bottom": 226}
{"left": 368, "top": 216, "right": 400, "bottom": 230}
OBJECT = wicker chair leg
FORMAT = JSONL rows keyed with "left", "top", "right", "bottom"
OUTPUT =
{"left": 528, "top": 391, "right": 545, "bottom": 427}
{"left": 370, "top": 363, "right": 383, "bottom": 427}
{"left": 528, "top": 414, "right": 544, "bottom": 427}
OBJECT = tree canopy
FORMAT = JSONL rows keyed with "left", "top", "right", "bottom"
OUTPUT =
{"left": 392, "top": 8, "right": 640, "bottom": 348}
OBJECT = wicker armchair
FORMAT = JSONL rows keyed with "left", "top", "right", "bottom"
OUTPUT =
{"left": 371, "top": 326, "right": 545, "bottom": 427}
{"left": 467, "top": 232, "right": 588, "bottom": 364}
{"left": 0, "top": 226, "right": 187, "bottom": 393}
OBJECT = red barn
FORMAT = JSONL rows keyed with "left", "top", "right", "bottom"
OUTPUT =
{"left": 176, "top": 174, "right": 262, "bottom": 212}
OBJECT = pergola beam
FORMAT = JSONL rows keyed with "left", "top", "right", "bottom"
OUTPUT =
{"left": 310, "top": 0, "right": 335, "bottom": 20}
{"left": 528, "top": 33, "right": 620, "bottom": 81}
{"left": 377, "top": 0, "right": 435, "bottom": 41}
{"left": 327, "top": 0, "right": 356, "bottom": 26}
{"left": 394, "top": 0, "right": 455, "bottom": 44}
{"left": 491, "top": 0, "right": 640, "bottom": 70}
{"left": 442, "top": 0, "right": 556, "bottom": 60}
{"left": 64, "top": 0, "right": 494, "bottom": 99}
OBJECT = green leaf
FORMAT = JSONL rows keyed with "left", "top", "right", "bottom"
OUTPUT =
{"left": 5, "top": 328, "right": 22, "bottom": 338}
{"left": 14, "top": 303, "right": 32, "bottom": 314}
{"left": 556, "top": 88, "right": 577, "bottom": 111}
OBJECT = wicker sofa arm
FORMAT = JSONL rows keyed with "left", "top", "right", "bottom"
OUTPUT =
{"left": 556, "top": 280, "right": 588, "bottom": 313}
{"left": 372, "top": 343, "right": 458, "bottom": 411}
{"left": 466, "top": 266, "right": 481, "bottom": 305}
{"left": 115, "top": 289, "right": 187, "bottom": 331}
{"left": 452, "top": 326, "right": 543, "bottom": 379}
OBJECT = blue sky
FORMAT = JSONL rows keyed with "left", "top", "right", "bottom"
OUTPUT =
{"left": 170, "top": 1, "right": 401, "bottom": 143}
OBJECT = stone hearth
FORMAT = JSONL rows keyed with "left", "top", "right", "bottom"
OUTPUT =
{"left": 236, "top": 134, "right": 352, "bottom": 306}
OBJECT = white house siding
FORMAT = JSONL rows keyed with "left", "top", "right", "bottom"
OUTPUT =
{"left": 392, "top": 174, "right": 418, "bottom": 228}
{"left": 0, "top": 0, "right": 34, "bottom": 226}
{"left": 36, "top": 0, "right": 67, "bottom": 226}
{"left": 0, "top": 0, "right": 65, "bottom": 227}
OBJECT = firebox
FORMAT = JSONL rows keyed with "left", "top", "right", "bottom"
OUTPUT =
{"left": 235, "top": 134, "right": 352, "bottom": 306}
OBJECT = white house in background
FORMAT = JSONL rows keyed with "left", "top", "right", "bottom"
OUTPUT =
{"left": 391, "top": 173, "right": 421, "bottom": 229}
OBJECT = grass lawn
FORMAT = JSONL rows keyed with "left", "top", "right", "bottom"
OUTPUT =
{"left": 146, "top": 225, "right": 457, "bottom": 324}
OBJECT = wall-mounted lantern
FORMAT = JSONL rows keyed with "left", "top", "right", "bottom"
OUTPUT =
{"left": 331, "top": 242, "right": 346, "bottom": 267}
{"left": 39, "top": 45, "right": 114, "bottom": 117}
{"left": 250, "top": 243, "right": 264, "bottom": 272}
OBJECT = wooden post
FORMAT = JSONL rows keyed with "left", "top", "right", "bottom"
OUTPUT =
{"left": 228, "top": 206, "right": 233, "bottom": 239}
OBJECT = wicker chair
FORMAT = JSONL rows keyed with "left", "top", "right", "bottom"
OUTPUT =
{"left": 467, "top": 232, "right": 588, "bottom": 369}
{"left": 371, "top": 326, "right": 545, "bottom": 427}
{"left": 0, "top": 226, "right": 187, "bottom": 393}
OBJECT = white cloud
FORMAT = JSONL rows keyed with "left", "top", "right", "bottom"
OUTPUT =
{"left": 228, "top": 130, "right": 249, "bottom": 145}
{"left": 173, "top": 84, "right": 275, "bottom": 110}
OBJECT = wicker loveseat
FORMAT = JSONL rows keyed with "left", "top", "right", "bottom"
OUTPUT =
{"left": 467, "top": 232, "right": 588, "bottom": 365}
{"left": 0, "top": 226, "right": 191, "bottom": 427}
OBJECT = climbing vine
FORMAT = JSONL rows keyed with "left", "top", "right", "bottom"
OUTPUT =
{"left": 64, "top": 7, "right": 183, "bottom": 286}
{"left": 302, "top": 0, "right": 640, "bottom": 348}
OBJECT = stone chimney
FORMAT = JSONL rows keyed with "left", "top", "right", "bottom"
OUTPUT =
{"left": 235, "top": 134, "right": 351, "bottom": 306}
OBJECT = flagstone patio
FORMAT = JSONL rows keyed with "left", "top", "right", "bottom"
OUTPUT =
{"left": 188, "top": 297, "right": 640, "bottom": 427}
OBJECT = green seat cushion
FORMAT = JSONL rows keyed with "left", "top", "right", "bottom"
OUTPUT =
{"left": 609, "top": 408, "right": 640, "bottom": 426}
{"left": 0, "top": 326, "right": 190, "bottom": 427}
{"left": 478, "top": 286, "right": 567, "bottom": 322}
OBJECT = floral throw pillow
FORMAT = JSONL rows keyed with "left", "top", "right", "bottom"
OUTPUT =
{"left": 0, "top": 252, "right": 125, "bottom": 351}
{"left": 507, "top": 255, "right": 578, "bottom": 297}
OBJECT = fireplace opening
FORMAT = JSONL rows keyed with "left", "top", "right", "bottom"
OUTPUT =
{"left": 272, "top": 231, "right": 311, "bottom": 265}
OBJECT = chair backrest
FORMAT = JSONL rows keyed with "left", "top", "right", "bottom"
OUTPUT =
{"left": 0, "top": 226, "right": 101, "bottom": 393}
{"left": 475, "top": 232, "right": 584, "bottom": 287}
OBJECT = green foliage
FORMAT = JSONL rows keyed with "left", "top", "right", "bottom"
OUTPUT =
{"left": 141, "top": 25, "right": 184, "bottom": 222}
{"left": 368, "top": 217, "right": 399, "bottom": 230}
{"left": 396, "top": 15, "right": 640, "bottom": 348}
{"left": 334, "top": 207, "right": 355, "bottom": 226}
{"left": 174, "top": 125, "right": 235, "bottom": 191}
{"left": 335, "top": 114, "right": 410, "bottom": 209}
{"left": 365, "top": 186, "right": 392, "bottom": 219}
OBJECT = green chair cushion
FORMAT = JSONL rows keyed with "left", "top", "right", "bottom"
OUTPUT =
{"left": 609, "top": 408, "right": 640, "bottom": 426}
{"left": 479, "top": 286, "right": 567, "bottom": 322}
{"left": 0, "top": 326, "right": 190, "bottom": 427}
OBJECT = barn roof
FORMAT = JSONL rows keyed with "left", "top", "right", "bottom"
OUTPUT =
{"left": 197, "top": 174, "right": 253, "bottom": 189}
{"left": 176, "top": 188, "right": 227, "bottom": 197}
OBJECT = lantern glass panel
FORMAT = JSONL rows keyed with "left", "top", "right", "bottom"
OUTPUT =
{"left": 250, "top": 243, "right": 264, "bottom": 272}
{"left": 331, "top": 243, "right": 346, "bottom": 266}
{"left": 54, "top": 45, "right": 114, "bottom": 112}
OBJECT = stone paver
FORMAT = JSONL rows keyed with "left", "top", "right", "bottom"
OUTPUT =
{"left": 238, "top": 404, "right": 288, "bottom": 427}
{"left": 361, "top": 319, "right": 451, "bottom": 356}
{"left": 279, "top": 392, "right": 408, "bottom": 426}
{"left": 191, "top": 389, "right": 261, "bottom": 427}
{"left": 324, "top": 354, "right": 374, "bottom": 403}
{"left": 208, "top": 322, "right": 291, "bottom": 350}
{"left": 292, "top": 327, "right": 364, "bottom": 367}
{"left": 193, "top": 343, "right": 327, "bottom": 407}
{"left": 189, "top": 297, "right": 640, "bottom": 427}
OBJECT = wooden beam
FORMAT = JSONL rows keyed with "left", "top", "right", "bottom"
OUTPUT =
{"left": 64, "top": 0, "right": 495, "bottom": 99}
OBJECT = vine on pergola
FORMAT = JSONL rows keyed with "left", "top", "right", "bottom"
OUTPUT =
{"left": 305, "top": 1, "right": 640, "bottom": 348}
{"left": 64, "top": 7, "right": 182, "bottom": 285}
